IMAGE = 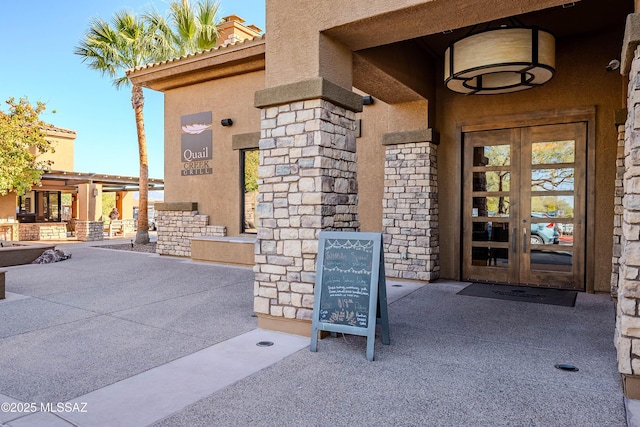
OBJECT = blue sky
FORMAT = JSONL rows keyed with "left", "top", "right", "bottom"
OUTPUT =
{"left": 0, "top": 0, "right": 265, "bottom": 180}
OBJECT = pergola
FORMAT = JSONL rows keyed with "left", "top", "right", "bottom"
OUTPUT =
{"left": 38, "top": 170, "right": 164, "bottom": 193}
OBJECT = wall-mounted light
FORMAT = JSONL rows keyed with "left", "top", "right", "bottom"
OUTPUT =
{"left": 93, "top": 188, "right": 98, "bottom": 197}
{"left": 362, "top": 95, "right": 375, "bottom": 106}
{"left": 221, "top": 118, "right": 234, "bottom": 127}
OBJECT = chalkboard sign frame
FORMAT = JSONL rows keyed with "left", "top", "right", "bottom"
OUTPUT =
{"left": 310, "top": 231, "right": 390, "bottom": 361}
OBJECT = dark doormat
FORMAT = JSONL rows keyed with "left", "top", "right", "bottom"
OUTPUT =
{"left": 457, "top": 283, "right": 577, "bottom": 307}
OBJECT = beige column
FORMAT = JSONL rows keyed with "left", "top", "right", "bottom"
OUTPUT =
{"left": 77, "top": 183, "right": 102, "bottom": 221}
{"left": 116, "top": 191, "right": 135, "bottom": 220}
{"left": 76, "top": 183, "right": 103, "bottom": 241}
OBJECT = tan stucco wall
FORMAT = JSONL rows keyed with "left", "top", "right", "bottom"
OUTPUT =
{"left": 116, "top": 191, "right": 135, "bottom": 220}
{"left": 356, "top": 98, "right": 429, "bottom": 232}
{"left": 163, "top": 70, "right": 265, "bottom": 236}
{"left": 436, "top": 28, "right": 624, "bottom": 291}
{"left": 191, "top": 238, "right": 254, "bottom": 266}
{"left": 34, "top": 132, "right": 75, "bottom": 171}
{"left": 265, "top": 0, "right": 569, "bottom": 88}
{"left": 0, "top": 193, "right": 17, "bottom": 220}
{"left": 77, "top": 183, "right": 102, "bottom": 222}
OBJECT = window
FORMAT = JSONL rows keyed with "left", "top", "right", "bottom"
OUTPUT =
{"left": 242, "top": 149, "right": 259, "bottom": 233}
{"left": 18, "top": 191, "right": 61, "bottom": 222}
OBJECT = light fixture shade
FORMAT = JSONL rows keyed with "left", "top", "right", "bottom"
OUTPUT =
{"left": 444, "top": 27, "right": 555, "bottom": 95}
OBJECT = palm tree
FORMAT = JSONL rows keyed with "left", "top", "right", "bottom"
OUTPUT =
{"left": 75, "top": 1, "right": 220, "bottom": 244}
{"left": 75, "top": 11, "right": 166, "bottom": 244}
{"left": 144, "top": 0, "right": 220, "bottom": 57}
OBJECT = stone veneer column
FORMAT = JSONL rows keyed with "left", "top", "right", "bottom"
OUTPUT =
{"left": 253, "top": 79, "right": 362, "bottom": 333}
{"left": 612, "top": 115, "right": 627, "bottom": 298}
{"left": 75, "top": 221, "right": 103, "bottom": 241}
{"left": 617, "top": 30, "right": 640, "bottom": 397}
{"left": 382, "top": 130, "right": 440, "bottom": 281}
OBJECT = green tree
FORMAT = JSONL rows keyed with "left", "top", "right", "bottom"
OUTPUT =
{"left": 0, "top": 98, "right": 54, "bottom": 196}
{"left": 102, "top": 193, "right": 116, "bottom": 222}
{"left": 244, "top": 149, "right": 259, "bottom": 193}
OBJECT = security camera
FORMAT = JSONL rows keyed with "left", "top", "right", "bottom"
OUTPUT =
{"left": 606, "top": 59, "right": 620, "bottom": 72}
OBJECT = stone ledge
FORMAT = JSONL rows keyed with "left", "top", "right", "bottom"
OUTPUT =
{"left": 382, "top": 128, "right": 440, "bottom": 146}
{"left": 232, "top": 132, "right": 261, "bottom": 150}
{"left": 254, "top": 77, "right": 363, "bottom": 113}
{"left": 155, "top": 202, "right": 198, "bottom": 211}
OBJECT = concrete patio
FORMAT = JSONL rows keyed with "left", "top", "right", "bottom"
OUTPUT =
{"left": 0, "top": 239, "right": 629, "bottom": 426}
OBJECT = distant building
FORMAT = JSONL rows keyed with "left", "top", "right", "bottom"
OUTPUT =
{"left": 0, "top": 126, "right": 163, "bottom": 241}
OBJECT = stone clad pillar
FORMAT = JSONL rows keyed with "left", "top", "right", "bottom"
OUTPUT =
{"left": 76, "top": 183, "right": 103, "bottom": 241}
{"left": 253, "top": 78, "right": 363, "bottom": 335}
{"left": 612, "top": 114, "right": 626, "bottom": 298}
{"left": 382, "top": 129, "right": 440, "bottom": 281}
{"left": 617, "top": 12, "right": 640, "bottom": 398}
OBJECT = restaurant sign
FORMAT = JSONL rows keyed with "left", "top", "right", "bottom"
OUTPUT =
{"left": 181, "top": 111, "right": 213, "bottom": 176}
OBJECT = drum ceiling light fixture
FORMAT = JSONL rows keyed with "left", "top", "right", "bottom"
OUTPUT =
{"left": 444, "top": 23, "right": 555, "bottom": 95}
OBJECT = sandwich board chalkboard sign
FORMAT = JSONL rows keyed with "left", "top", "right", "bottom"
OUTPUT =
{"left": 310, "top": 231, "right": 390, "bottom": 361}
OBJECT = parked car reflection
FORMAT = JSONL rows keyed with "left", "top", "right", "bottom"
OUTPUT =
{"left": 530, "top": 213, "right": 559, "bottom": 245}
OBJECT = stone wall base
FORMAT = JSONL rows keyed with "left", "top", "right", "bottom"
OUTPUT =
{"left": 623, "top": 374, "right": 640, "bottom": 399}
{"left": 18, "top": 223, "right": 67, "bottom": 241}
{"left": 76, "top": 221, "right": 104, "bottom": 241}
{"left": 155, "top": 207, "right": 222, "bottom": 257}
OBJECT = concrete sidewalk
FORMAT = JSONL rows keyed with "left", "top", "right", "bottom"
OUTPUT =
{"left": 0, "top": 240, "right": 628, "bottom": 426}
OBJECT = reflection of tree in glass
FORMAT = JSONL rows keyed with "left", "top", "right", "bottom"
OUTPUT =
{"left": 483, "top": 145, "right": 510, "bottom": 215}
{"left": 244, "top": 149, "right": 259, "bottom": 192}
{"left": 531, "top": 168, "right": 574, "bottom": 191}
{"left": 532, "top": 140, "right": 575, "bottom": 165}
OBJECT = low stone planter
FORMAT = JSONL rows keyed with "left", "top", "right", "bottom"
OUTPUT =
{"left": 0, "top": 243, "right": 56, "bottom": 268}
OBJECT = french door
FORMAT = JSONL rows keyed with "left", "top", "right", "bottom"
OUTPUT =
{"left": 462, "top": 123, "right": 586, "bottom": 290}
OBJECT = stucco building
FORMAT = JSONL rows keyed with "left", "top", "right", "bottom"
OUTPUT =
{"left": 127, "top": 2, "right": 640, "bottom": 398}
{"left": 0, "top": 125, "right": 163, "bottom": 241}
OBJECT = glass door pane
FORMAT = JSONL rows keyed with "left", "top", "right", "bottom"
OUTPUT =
{"left": 463, "top": 122, "right": 586, "bottom": 290}
{"left": 520, "top": 123, "right": 586, "bottom": 289}
{"left": 463, "top": 129, "right": 519, "bottom": 284}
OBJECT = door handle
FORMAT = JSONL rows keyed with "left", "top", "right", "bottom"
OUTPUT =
{"left": 523, "top": 227, "right": 527, "bottom": 253}
{"left": 512, "top": 228, "right": 516, "bottom": 253}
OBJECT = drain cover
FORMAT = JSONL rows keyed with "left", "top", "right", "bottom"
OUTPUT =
{"left": 256, "top": 341, "right": 274, "bottom": 347}
{"left": 392, "top": 284, "right": 402, "bottom": 287}
{"left": 555, "top": 363, "right": 579, "bottom": 372}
